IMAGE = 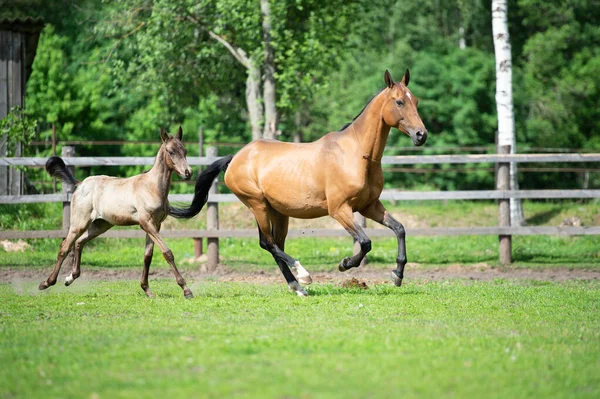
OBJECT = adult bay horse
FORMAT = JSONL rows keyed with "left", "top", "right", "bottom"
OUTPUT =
{"left": 171, "top": 69, "right": 427, "bottom": 296}
{"left": 40, "top": 127, "right": 195, "bottom": 299}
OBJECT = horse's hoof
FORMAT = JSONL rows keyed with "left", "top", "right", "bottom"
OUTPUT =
{"left": 391, "top": 271, "right": 403, "bottom": 287}
{"left": 145, "top": 290, "right": 156, "bottom": 298}
{"left": 298, "top": 275, "right": 313, "bottom": 285}
{"left": 39, "top": 281, "right": 49, "bottom": 290}
{"left": 184, "top": 289, "right": 194, "bottom": 299}
{"left": 65, "top": 274, "right": 74, "bottom": 286}
{"left": 289, "top": 281, "right": 308, "bottom": 297}
{"left": 338, "top": 258, "right": 351, "bottom": 272}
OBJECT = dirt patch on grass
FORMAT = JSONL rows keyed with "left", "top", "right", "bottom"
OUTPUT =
{"left": 2, "top": 264, "right": 599, "bottom": 286}
{"left": 341, "top": 277, "right": 369, "bottom": 290}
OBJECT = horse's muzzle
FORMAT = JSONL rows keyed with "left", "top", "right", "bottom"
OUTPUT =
{"left": 411, "top": 129, "right": 428, "bottom": 146}
{"left": 183, "top": 168, "right": 193, "bottom": 180}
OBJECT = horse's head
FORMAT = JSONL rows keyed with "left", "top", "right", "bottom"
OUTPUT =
{"left": 160, "top": 126, "right": 193, "bottom": 180}
{"left": 381, "top": 69, "right": 428, "bottom": 146}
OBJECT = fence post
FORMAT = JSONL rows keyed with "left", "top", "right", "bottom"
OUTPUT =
{"left": 61, "top": 146, "right": 76, "bottom": 231}
{"left": 193, "top": 126, "right": 204, "bottom": 259}
{"left": 206, "top": 146, "right": 219, "bottom": 271}
{"left": 497, "top": 144, "right": 512, "bottom": 265}
{"left": 353, "top": 213, "right": 367, "bottom": 267}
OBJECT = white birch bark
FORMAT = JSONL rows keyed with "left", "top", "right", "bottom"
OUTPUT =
{"left": 492, "top": 0, "right": 524, "bottom": 226}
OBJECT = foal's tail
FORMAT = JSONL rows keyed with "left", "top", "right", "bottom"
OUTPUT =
{"left": 169, "top": 154, "right": 234, "bottom": 219}
{"left": 45, "top": 156, "right": 79, "bottom": 187}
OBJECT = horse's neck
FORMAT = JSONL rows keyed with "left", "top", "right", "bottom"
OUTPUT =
{"left": 147, "top": 148, "right": 173, "bottom": 197}
{"left": 348, "top": 91, "right": 391, "bottom": 162}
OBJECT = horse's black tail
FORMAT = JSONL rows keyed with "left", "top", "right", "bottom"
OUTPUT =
{"left": 45, "top": 156, "right": 79, "bottom": 186}
{"left": 169, "top": 154, "right": 234, "bottom": 219}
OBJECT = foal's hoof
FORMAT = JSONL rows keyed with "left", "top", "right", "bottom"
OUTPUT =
{"left": 38, "top": 281, "right": 50, "bottom": 290}
{"left": 391, "top": 270, "right": 403, "bottom": 287}
{"left": 184, "top": 289, "right": 194, "bottom": 299}
{"left": 289, "top": 281, "right": 308, "bottom": 297}
{"left": 338, "top": 258, "right": 351, "bottom": 272}
{"left": 64, "top": 274, "right": 74, "bottom": 287}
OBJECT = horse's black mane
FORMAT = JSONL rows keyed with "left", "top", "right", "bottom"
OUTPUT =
{"left": 338, "top": 88, "right": 384, "bottom": 131}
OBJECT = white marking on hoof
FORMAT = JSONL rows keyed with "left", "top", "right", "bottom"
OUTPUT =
{"left": 65, "top": 274, "right": 74, "bottom": 286}
{"left": 289, "top": 281, "right": 309, "bottom": 297}
{"left": 294, "top": 261, "right": 312, "bottom": 285}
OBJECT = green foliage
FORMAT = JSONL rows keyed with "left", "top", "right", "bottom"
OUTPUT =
{"left": 5, "top": 0, "right": 599, "bottom": 192}
{"left": 1, "top": 280, "right": 599, "bottom": 398}
{"left": 0, "top": 106, "right": 37, "bottom": 156}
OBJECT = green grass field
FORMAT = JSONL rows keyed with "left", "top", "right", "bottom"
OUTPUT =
{"left": 1, "top": 279, "right": 599, "bottom": 398}
{"left": 1, "top": 200, "right": 599, "bottom": 398}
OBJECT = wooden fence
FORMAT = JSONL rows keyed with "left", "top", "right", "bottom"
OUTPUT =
{"left": 1, "top": 150, "right": 599, "bottom": 268}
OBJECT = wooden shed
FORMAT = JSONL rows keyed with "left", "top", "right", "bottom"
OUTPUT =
{"left": 0, "top": 17, "right": 45, "bottom": 195}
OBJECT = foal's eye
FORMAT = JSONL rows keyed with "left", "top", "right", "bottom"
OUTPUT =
{"left": 396, "top": 99, "right": 405, "bottom": 107}
{"left": 168, "top": 150, "right": 174, "bottom": 156}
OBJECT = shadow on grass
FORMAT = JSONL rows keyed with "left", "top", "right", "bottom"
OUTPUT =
{"left": 306, "top": 284, "right": 425, "bottom": 297}
{"left": 525, "top": 207, "right": 563, "bottom": 225}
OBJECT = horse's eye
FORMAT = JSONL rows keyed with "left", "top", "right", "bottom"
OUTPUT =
{"left": 396, "top": 99, "right": 404, "bottom": 107}
{"left": 168, "top": 150, "right": 174, "bottom": 156}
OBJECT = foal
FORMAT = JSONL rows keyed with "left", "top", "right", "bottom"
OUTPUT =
{"left": 171, "top": 69, "right": 427, "bottom": 296}
{"left": 40, "top": 127, "right": 194, "bottom": 298}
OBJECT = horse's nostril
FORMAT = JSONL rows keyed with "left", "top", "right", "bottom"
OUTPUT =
{"left": 416, "top": 131, "right": 424, "bottom": 139}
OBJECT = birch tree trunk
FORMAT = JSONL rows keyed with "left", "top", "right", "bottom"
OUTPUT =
{"left": 261, "top": 0, "right": 278, "bottom": 140}
{"left": 492, "top": 0, "right": 524, "bottom": 226}
{"left": 208, "top": 31, "right": 263, "bottom": 140}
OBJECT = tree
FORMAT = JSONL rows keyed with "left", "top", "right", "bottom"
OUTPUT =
{"left": 492, "top": 0, "right": 524, "bottom": 226}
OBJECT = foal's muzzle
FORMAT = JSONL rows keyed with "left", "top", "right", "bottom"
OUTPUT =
{"left": 182, "top": 167, "right": 193, "bottom": 180}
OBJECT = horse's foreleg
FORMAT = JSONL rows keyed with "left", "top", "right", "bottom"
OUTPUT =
{"left": 140, "top": 234, "right": 155, "bottom": 298}
{"left": 140, "top": 221, "right": 192, "bottom": 299}
{"left": 66, "top": 220, "right": 113, "bottom": 286}
{"left": 330, "top": 205, "right": 371, "bottom": 272}
{"left": 360, "top": 200, "right": 406, "bottom": 286}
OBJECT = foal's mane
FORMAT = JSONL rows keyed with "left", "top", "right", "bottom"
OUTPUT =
{"left": 338, "top": 88, "right": 385, "bottom": 131}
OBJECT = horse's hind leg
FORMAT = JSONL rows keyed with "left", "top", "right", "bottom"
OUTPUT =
{"left": 65, "top": 219, "right": 113, "bottom": 286}
{"left": 271, "top": 211, "right": 312, "bottom": 285}
{"left": 39, "top": 224, "right": 89, "bottom": 290}
{"left": 330, "top": 204, "right": 372, "bottom": 272}
{"left": 245, "top": 199, "right": 307, "bottom": 296}
{"left": 360, "top": 200, "right": 406, "bottom": 286}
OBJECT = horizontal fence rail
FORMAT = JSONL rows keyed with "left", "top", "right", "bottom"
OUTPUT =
{"left": 1, "top": 226, "right": 599, "bottom": 240}
{"left": 2, "top": 153, "right": 600, "bottom": 167}
{"left": 3, "top": 189, "right": 600, "bottom": 205}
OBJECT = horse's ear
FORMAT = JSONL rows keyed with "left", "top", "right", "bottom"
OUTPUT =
{"left": 400, "top": 68, "right": 410, "bottom": 87}
{"left": 160, "top": 127, "right": 169, "bottom": 143}
{"left": 177, "top": 126, "right": 183, "bottom": 141}
{"left": 384, "top": 69, "right": 394, "bottom": 88}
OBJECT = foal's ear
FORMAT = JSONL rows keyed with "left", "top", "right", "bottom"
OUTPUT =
{"left": 384, "top": 69, "right": 394, "bottom": 88}
{"left": 400, "top": 68, "right": 410, "bottom": 87}
{"left": 177, "top": 126, "right": 183, "bottom": 141}
{"left": 160, "top": 127, "right": 169, "bottom": 143}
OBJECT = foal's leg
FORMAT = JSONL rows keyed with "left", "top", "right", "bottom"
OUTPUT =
{"left": 140, "top": 234, "right": 155, "bottom": 298}
{"left": 360, "top": 200, "right": 407, "bottom": 286}
{"left": 66, "top": 219, "right": 113, "bottom": 286}
{"left": 330, "top": 204, "right": 372, "bottom": 272}
{"left": 139, "top": 219, "right": 193, "bottom": 299}
{"left": 39, "top": 223, "right": 89, "bottom": 290}
{"left": 271, "top": 211, "right": 312, "bottom": 285}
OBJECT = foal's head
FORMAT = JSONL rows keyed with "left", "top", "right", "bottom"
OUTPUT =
{"left": 160, "top": 126, "right": 193, "bottom": 180}
{"left": 381, "top": 69, "right": 428, "bottom": 146}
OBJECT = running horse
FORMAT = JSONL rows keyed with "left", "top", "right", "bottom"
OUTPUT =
{"left": 40, "top": 127, "right": 195, "bottom": 299}
{"left": 171, "top": 70, "right": 427, "bottom": 296}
